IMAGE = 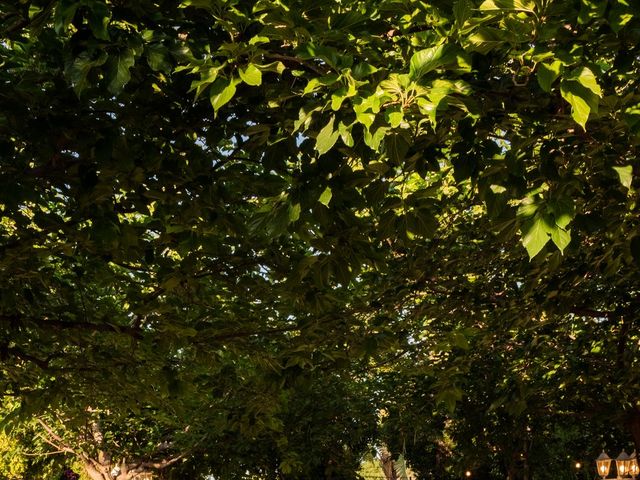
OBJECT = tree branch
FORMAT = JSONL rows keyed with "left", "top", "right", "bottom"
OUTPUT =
{"left": 36, "top": 419, "right": 76, "bottom": 455}
{"left": 263, "top": 53, "right": 330, "bottom": 76}
{"left": 134, "top": 452, "right": 186, "bottom": 470}
{"left": 1, "top": 314, "right": 142, "bottom": 339}
{"left": 6, "top": 346, "right": 55, "bottom": 369}
{"left": 570, "top": 308, "right": 613, "bottom": 319}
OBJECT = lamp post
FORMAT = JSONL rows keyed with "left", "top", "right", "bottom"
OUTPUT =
{"left": 596, "top": 449, "right": 640, "bottom": 479}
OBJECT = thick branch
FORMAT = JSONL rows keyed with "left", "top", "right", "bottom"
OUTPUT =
{"left": 1, "top": 314, "right": 142, "bottom": 339}
{"left": 134, "top": 452, "right": 185, "bottom": 470}
{"left": 6, "top": 346, "right": 54, "bottom": 369}
{"left": 36, "top": 419, "right": 76, "bottom": 455}
{"left": 570, "top": 308, "right": 613, "bottom": 319}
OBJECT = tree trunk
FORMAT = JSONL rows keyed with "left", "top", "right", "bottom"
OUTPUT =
{"left": 82, "top": 460, "right": 112, "bottom": 480}
{"left": 379, "top": 447, "right": 397, "bottom": 480}
{"left": 82, "top": 459, "right": 154, "bottom": 480}
{"left": 35, "top": 417, "right": 158, "bottom": 480}
{"left": 626, "top": 407, "right": 640, "bottom": 454}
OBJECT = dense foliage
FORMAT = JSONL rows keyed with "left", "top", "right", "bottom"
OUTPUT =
{"left": 1, "top": 0, "right": 639, "bottom": 478}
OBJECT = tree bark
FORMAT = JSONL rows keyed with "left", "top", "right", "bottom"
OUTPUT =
{"left": 379, "top": 447, "right": 397, "bottom": 480}
{"left": 82, "top": 460, "right": 111, "bottom": 480}
{"left": 626, "top": 407, "right": 640, "bottom": 454}
{"left": 36, "top": 417, "right": 160, "bottom": 480}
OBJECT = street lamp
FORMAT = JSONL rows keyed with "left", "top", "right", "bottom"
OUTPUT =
{"left": 596, "top": 449, "right": 640, "bottom": 479}
{"left": 630, "top": 451, "right": 639, "bottom": 478}
{"left": 617, "top": 451, "right": 631, "bottom": 478}
{"left": 597, "top": 451, "right": 611, "bottom": 479}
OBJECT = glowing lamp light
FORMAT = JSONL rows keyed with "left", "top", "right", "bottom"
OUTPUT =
{"left": 630, "top": 451, "right": 639, "bottom": 478}
{"left": 465, "top": 471, "right": 471, "bottom": 478}
{"left": 596, "top": 451, "right": 611, "bottom": 479}
{"left": 617, "top": 450, "right": 631, "bottom": 477}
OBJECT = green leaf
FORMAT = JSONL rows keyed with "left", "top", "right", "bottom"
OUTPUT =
{"left": 108, "top": 49, "right": 136, "bottom": 94}
{"left": 609, "top": 3, "right": 634, "bottom": 33}
{"left": 257, "top": 61, "right": 286, "bottom": 74}
{"left": 54, "top": 0, "right": 79, "bottom": 33}
{"left": 66, "top": 51, "right": 108, "bottom": 95}
{"left": 209, "top": 77, "right": 238, "bottom": 115}
{"left": 479, "top": 0, "right": 536, "bottom": 11}
{"left": 146, "top": 44, "right": 170, "bottom": 72}
{"left": 319, "top": 187, "right": 332, "bottom": 206}
{"left": 303, "top": 74, "right": 340, "bottom": 94}
{"left": 560, "top": 81, "right": 594, "bottom": 130}
{"left": 465, "top": 27, "right": 506, "bottom": 54}
{"left": 416, "top": 98, "right": 437, "bottom": 127}
{"left": 521, "top": 215, "right": 553, "bottom": 258}
{"left": 613, "top": 165, "right": 633, "bottom": 190}
{"left": 566, "top": 67, "right": 602, "bottom": 97}
{"left": 551, "top": 227, "right": 571, "bottom": 254}
{"left": 363, "top": 126, "right": 389, "bottom": 151}
{"left": 536, "top": 60, "right": 562, "bottom": 92}
{"left": 578, "top": 0, "right": 606, "bottom": 24}
{"left": 549, "top": 198, "right": 575, "bottom": 229}
{"left": 87, "top": 2, "right": 111, "bottom": 40}
{"left": 385, "top": 133, "right": 410, "bottom": 164}
{"left": 239, "top": 64, "right": 262, "bottom": 86}
{"left": 288, "top": 203, "right": 301, "bottom": 222}
{"left": 409, "top": 45, "right": 456, "bottom": 81}
{"left": 315, "top": 116, "right": 340, "bottom": 156}
{"left": 453, "top": 0, "right": 473, "bottom": 26}
{"left": 353, "top": 99, "right": 376, "bottom": 129}
{"left": 249, "top": 35, "right": 270, "bottom": 45}
{"left": 331, "top": 86, "right": 350, "bottom": 111}
{"left": 386, "top": 109, "right": 404, "bottom": 128}
{"left": 517, "top": 199, "right": 538, "bottom": 218}
{"left": 352, "top": 62, "right": 378, "bottom": 79}
{"left": 338, "top": 121, "right": 354, "bottom": 147}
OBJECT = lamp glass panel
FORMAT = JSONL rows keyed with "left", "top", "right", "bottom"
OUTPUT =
{"left": 617, "top": 451, "right": 630, "bottom": 476}
{"left": 597, "top": 451, "right": 612, "bottom": 477}
{"left": 597, "top": 459, "right": 611, "bottom": 477}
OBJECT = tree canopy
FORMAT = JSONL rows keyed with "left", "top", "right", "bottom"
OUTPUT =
{"left": 1, "top": 0, "right": 640, "bottom": 478}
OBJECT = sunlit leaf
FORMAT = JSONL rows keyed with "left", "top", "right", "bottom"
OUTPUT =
{"left": 319, "top": 186, "right": 332, "bottom": 206}
{"left": 239, "top": 64, "right": 262, "bottom": 86}
{"left": 315, "top": 116, "right": 340, "bottom": 155}
{"left": 613, "top": 165, "right": 633, "bottom": 190}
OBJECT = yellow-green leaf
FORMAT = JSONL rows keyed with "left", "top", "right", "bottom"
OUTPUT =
{"left": 560, "top": 81, "right": 592, "bottom": 130}
{"left": 288, "top": 203, "right": 301, "bottom": 222}
{"left": 409, "top": 45, "right": 456, "bottom": 80}
{"left": 536, "top": 60, "right": 562, "bottom": 92}
{"left": 551, "top": 227, "right": 571, "bottom": 254}
{"left": 108, "top": 49, "right": 136, "bottom": 94}
{"left": 363, "top": 126, "right": 388, "bottom": 151}
{"left": 479, "top": 0, "right": 535, "bottom": 11}
{"left": 338, "top": 121, "right": 354, "bottom": 147}
{"left": 567, "top": 66, "right": 602, "bottom": 97}
{"left": 209, "top": 77, "right": 238, "bottom": 116}
{"left": 319, "top": 187, "right": 332, "bottom": 206}
{"left": 521, "top": 215, "right": 553, "bottom": 258}
{"left": 613, "top": 165, "right": 633, "bottom": 190}
{"left": 239, "top": 64, "right": 262, "bottom": 86}
{"left": 315, "top": 116, "right": 340, "bottom": 155}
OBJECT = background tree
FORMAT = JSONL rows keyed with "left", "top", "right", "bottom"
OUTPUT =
{"left": 1, "top": 0, "right": 640, "bottom": 478}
